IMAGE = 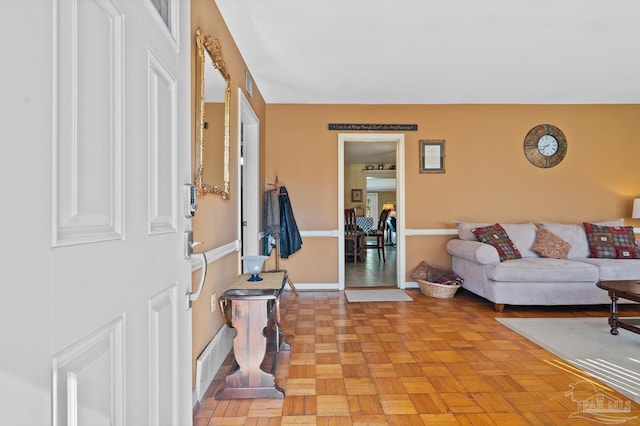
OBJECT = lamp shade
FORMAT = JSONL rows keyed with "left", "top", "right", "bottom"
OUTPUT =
{"left": 633, "top": 199, "right": 640, "bottom": 219}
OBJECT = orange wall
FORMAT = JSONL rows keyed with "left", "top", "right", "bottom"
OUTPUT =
{"left": 190, "top": 0, "right": 267, "bottom": 386}
{"left": 265, "top": 104, "right": 640, "bottom": 275}
{"left": 190, "top": 1, "right": 640, "bottom": 390}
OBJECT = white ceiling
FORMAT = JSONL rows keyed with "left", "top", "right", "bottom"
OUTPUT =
{"left": 216, "top": 0, "right": 640, "bottom": 105}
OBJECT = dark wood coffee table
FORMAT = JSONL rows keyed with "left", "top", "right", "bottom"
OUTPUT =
{"left": 596, "top": 280, "right": 640, "bottom": 336}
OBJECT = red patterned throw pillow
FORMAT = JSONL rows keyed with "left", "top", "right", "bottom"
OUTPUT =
{"left": 471, "top": 224, "right": 522, "bottom": 262}
{"left": 583, "top": 223, "right": 640, "bottom": 259}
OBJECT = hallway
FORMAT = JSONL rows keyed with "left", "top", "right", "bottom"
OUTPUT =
{"left": 345, "top": 244, "right": 396, "bottom": 288}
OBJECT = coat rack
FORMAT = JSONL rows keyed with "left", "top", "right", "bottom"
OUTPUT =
{"left": 266, "top": 176, "right": 298, "bottom": 295}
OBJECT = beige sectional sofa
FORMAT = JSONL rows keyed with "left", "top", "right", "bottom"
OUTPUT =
{"left": 446, "top": 219, "right": 640, "bottom": 311}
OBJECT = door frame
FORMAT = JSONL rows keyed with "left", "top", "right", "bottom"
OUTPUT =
{"left": 366, "top": 192, "right": 379, "bottom": 221}
{"left": 238, "top": 88, "right": 260, "bottom": 260}
{"left": 338, "top": 133, "right": 406, "bottom": 290}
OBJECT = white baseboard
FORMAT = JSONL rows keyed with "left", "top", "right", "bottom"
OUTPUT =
{"left": 287, "top": 282, "right": 340, "bottom": 291}
{"left": 283, "top": 282, "right": 415, "bottom": 291}
{"left": 193, "top": 325, "right": 234, "bottom": 407}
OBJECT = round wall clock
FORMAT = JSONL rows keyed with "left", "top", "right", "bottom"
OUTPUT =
{"left": 523, "top": 124, "right": 567, "bottom": 168}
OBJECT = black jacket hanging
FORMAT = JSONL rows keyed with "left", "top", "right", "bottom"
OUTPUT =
{"left": 278, "top": 186, "right": 302, "bottom": 258}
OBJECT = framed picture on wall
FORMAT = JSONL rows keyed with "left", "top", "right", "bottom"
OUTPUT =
{"left": 351, "top": 189, "right": 363, "bottom": 202}
{"left": 420, "top": 140, "right": 445, "bottom": 173}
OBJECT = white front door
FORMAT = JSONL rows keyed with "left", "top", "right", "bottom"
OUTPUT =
{"left": 1, "top": 1, "right": 191, "bottom": 424}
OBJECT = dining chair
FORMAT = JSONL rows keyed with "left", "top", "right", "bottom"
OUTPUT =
{"left": 365, "top": 209, "right": 391, "bottom": 262}
{"left": 344, "top": 208, "right": 364, "bottom": 263}
{"left": 386, "top": 213, "right": 397, "bottom": 245}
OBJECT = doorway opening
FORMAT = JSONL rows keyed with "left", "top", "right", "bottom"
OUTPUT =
{"left": 239, "top": 89, "right": 260, "bottom": 264}
{"left": 338, "top": 133, "right": 406, "bottom": 291}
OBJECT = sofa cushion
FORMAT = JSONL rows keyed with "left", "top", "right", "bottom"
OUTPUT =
{"left": 583, "top": 223, "right": 640, "bottom": 259}
{"left": 501, "top": 223, "right": 539, "bottom": 258}
{"left": 486, "top": 258, "right": 599, "bottom": 282}
{"left": 533, "top": 228, "right": 571, "bottom": 259}
{"left": 457, "top": 221, "right": 538, "bottom": 257}
{"left": 573, "top": 258, "right": 640, "bottom": 280}
{"left": 472, "top": 224, "right": 522, "bottom": 262}
{"left": 539, "top": 219, "right": 624, "bottom": 258}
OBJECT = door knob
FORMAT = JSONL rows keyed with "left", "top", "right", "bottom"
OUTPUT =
{"left": 184, "top": 230, "right": 203, "bottom": 259}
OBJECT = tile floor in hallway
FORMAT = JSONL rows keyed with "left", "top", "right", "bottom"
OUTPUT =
{"left": 345, "top": 244, "right": 396, "bottom": 288}
{"left": 193, "top": 286, "right": 640, "bottom": 425}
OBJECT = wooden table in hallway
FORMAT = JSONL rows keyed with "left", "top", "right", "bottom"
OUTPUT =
{"left": 215, "top": 271, "right": 290, "bottom": 399}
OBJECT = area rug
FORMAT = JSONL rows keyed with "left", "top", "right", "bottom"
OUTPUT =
{"left": 497, "top": 317, "right": 640, "bottom": 405}
{"left": 345, "top": 289, "right": 412, "bottom": 302}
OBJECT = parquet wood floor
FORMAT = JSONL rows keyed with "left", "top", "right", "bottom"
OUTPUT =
{"left": 194, "top": 289, "right": 640, "bottom": 425}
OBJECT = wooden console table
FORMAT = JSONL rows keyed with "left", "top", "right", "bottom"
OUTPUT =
{"left": 596, "top": 280, "right": 640, "bottom": 336}
{"left": 215, "top": 271, "right": 290, "bottom": 399}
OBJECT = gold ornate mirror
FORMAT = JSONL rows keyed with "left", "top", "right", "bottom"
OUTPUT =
{"left": 194, "top": 27, "right": 231, "bottom": 199}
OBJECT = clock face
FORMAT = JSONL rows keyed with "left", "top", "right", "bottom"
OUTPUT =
{"left": 537, "top": 134, "right": 558, "bottom": 156}
{"left": 523, "top": 124, "right": 567, "bottom": 168}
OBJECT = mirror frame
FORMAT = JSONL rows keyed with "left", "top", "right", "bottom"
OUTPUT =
{"left": 194, "top": 27, "right": 231, "bottom": 199}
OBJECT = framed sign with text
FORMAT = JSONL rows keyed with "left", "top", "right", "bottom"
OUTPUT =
{"left": 420, "top": 140, "right": 445, "bottom": 173}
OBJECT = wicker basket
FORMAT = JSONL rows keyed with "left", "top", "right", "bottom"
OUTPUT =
{"left": 417, "top": 279, "right": 461, "bottom": 299}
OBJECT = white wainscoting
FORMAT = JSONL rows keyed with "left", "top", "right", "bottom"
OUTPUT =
{"left": 193, "top": 325, "right": 235, "bottom": 405}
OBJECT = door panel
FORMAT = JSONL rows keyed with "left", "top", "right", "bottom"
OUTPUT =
{"left": 149, "top": 286, "right": 179, "bottom": 425}
{"left": 52, "top": 316, "right": 124, "bottom": 425}
{"left": 54, "top": 0, "right": 124, "bottom": 246}
{"left": 148, "top": 51, "right": 178, "bottom": 235}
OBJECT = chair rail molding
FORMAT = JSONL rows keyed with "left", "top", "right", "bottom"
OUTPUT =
{"left": 297, "top": 228, "right": 457, "bottom": 237}
{"left": 405, "top": 228, "right": 458, "bottom": 236}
